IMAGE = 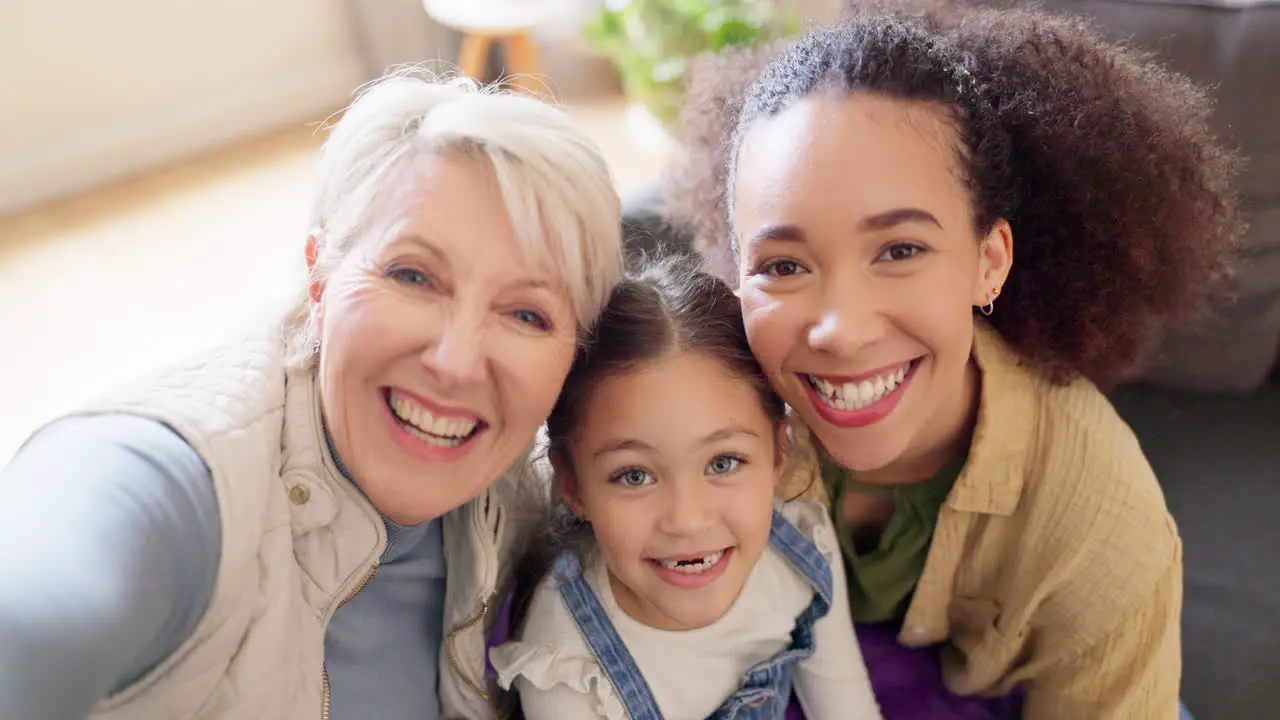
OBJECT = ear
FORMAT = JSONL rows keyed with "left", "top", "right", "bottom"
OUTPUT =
{"left": 972, "top": 220, "right": 1014, "bottom": 309}
{"left": 772, "top": 423, "right": 791, "bottom": 480}
{"left": 305, "top": 228, "right": 325, "bottom": 305}
{"left": 551, "top": 453, "right": 588, "bottom": 521}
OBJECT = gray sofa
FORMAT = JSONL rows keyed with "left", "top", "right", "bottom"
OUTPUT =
{"left": 620, "top": 6, "right": 1279, "bottom": 713}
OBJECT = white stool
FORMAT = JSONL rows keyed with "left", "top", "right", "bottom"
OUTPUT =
{"left": 423, "top": 0, "right": 563, "bottom": 95}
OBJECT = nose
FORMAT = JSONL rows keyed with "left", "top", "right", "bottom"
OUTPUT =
{"left": 420, "top": 313, "right": 487, "bottom": 389}
{"left": 806, "top": 276, "right": 887, "bottom": 356}
{"left": 657, "top": 479, "right": 716, "bottom": 537}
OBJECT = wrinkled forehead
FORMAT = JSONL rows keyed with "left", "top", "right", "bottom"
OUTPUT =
{"left": 362, "top": 149, "right": 593, "bottom": 309}
{"left": 387, "top": 158, "right": 564, "bottom": 262}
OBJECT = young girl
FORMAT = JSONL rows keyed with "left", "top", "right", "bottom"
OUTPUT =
{"left": 490, "top": 257, "right": 882, "bottom": 720}
{"left": 666, "top": 3, "right": 1243, "bottom": 718}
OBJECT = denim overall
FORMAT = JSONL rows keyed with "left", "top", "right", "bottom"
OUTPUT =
{"left": 553, "top": 511, "right": 833, "bottom": 720}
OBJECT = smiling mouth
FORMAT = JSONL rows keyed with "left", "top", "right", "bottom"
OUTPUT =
{"left": 385, "top": 389, "right": 485, "bottom": 448}
{"left": 649, "top": 549, "right": 728, "bottom": 574}
{"left": 804, "top": 358, "right": 921, "bottom": 411}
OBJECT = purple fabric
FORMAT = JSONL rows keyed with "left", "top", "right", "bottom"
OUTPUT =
{"left": 785, "top": 623, "right": 1022, "bottom": 719}
{"left": 485, "top": 588, "right": 516, "bottom": 679}
{"left": 487, "top": 589, "right": 1023, "bottom": 719}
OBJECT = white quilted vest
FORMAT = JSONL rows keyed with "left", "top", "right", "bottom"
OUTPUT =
{"left": 60, "top": 321, "right": 520, "bottom": 720}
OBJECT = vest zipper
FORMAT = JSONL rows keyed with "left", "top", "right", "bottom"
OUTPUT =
{"left": 444, "top": 594, "right": 493, "bottom": 705}
{"left": 443, "top": 490, "right": 504, "bottom": 710}
{"left": 321, "top": 561, "right": 380, "bottom": 720}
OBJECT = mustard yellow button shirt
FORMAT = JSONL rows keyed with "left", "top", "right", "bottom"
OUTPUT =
{"left": 783, "top": 321, "right": 1182, "bottom": 720}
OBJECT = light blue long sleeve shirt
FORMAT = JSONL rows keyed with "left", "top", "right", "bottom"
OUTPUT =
{"left": 0, "top": 414, "right": 446, "bottom": 720}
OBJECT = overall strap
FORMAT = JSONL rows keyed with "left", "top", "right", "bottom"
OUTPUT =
{"left": 767, "top": 510, "right": 834, "bottom": 610}
{"left": 553, "top": 551, "right": 664, "bottom": 720}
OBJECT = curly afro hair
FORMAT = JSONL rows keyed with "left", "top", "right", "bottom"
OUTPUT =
{"left": 665, "top": 1, "right": 1244, "bottom": 388}
{"left": 666, "top": 40, "right": 788, "bottom": 280}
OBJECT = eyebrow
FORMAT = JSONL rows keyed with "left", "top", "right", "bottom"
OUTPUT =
{"left": 592, "top": 426, "right": 761, "bottom": 459}
{"left": 395, "top": 234, "right": 448, "bottom": 266}
{"left": 745, "top": 223, "right": 806, "bottom": 247}
{"left": 745, "top": 207, "right": 943, "bottom": 247}
{"left": 857, "top": 208, "right": 943, "bottom": 232}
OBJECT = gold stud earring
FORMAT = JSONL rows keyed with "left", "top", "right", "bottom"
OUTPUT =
{"left": 980, "top": 286, "right": 1001, "bottom": 316}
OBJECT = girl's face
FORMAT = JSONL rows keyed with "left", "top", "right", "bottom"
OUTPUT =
{"left": 732, "top": 93, "right": 1011, "bottom": 480}
{"left": 560, "top": 349, "right": 785, "bottom": 631}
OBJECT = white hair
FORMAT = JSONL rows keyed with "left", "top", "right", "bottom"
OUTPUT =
{"left": 285, "top": 67, "right": 624, "bottom": 367}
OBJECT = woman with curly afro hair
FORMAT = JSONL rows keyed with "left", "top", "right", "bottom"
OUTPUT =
{"left": 665, "top": 2, "right": 1243, "bottom": 718}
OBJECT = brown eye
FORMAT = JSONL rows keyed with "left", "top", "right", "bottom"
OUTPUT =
{"left": 879, "top": 244, "right": 925, "bottom": 262}
{"left": 761, "top": 259, "right": 807, "bottom": 277}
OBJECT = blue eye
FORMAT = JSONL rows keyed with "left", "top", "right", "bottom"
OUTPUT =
{"left": 511, "top": 309, "right": 550, "bottom": 331}
{"left": 388, "top": 266, "right": 432, "bottom": 286}
{"left": 612, "top": 468, "right": 654, "bottom": 488}
{"left": 707, "top": 455, "right": 743, "bottom": 475}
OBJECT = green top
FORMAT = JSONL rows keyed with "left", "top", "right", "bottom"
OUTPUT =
{"left": 820, "top": 451, "right": 965, "bottom": 624}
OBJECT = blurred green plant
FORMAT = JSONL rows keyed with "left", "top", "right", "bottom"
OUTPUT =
{"left": 584, "top": 0, "right": 797, "bottom": 130}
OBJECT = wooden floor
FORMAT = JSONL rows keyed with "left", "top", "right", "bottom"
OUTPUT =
{"left": 0, "top": 96, "right": 664, "bottom": 463}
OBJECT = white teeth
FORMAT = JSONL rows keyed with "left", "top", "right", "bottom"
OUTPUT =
{"left": 806, "top": 362, "right": 912, "bottom": 411}
{"left": 401, "top": 420, "right": 467, "bottom": 448}
{"left": 857, "top": 379, "right": 875, "bottom": 405}
{"left": 389, "top": 392, "right": 479, "bottom": 445}
{"left": 656, "top": 550, "right": 724, "bottom": 574}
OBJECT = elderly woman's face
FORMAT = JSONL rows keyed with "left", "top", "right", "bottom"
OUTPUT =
{"left": 311, "top": 153, "right": 578, "bottom": 525}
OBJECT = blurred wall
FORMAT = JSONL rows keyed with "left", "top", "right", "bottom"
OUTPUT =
{"left": 0, "top": 0, "right": 374, "bottom": 217}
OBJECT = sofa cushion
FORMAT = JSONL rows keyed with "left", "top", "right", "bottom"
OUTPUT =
{"left": 1109, "top": 380, "right": 1280, "bottom": 720}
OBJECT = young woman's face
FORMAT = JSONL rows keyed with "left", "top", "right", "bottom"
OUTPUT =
{"left": 562, "top": 350, "right": 785, "bottom": 631}
{"left": 732, "top": 93, "right": 1010, "bottom": 478}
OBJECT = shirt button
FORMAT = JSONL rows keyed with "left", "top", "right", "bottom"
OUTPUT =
{"left": 289, "top": 484, "right": 311, "bottom": 505}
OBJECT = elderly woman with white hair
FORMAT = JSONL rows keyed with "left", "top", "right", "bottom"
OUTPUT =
{"left": 0, "top": 71, "right": 622, "bottom": 720}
